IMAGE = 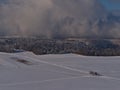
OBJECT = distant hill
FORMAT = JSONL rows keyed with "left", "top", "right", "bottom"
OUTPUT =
{"left": 0, "top": 37, "right": 119, "bottom": 56}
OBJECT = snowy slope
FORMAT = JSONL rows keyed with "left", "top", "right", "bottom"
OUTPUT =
{"left": 0, "top": 52, "right": 120, "bottom": 90}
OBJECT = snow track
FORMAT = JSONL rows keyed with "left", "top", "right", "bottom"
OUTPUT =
{"left": 12, "top": 53, "right": 120, "bottom": 81}
{"left": 0, "top": 76, "right": 120, "bottom": 87}
{"left": 10, "top": 53, "right": 90, "bottom": 75}
{"left": 26, "top": 56, "right": 89, "bottom": 74}
{"left": 0, "top": 76, "right": 85, "bottom": 87}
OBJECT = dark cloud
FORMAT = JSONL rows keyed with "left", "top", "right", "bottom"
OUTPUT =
{"left": 0, "top": 0, "right": 119, "bottom": 39}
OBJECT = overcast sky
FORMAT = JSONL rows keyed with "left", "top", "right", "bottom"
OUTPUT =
{"left": 0, "top": 0, "right": 119, "bottom": 38}
{"left": 100, "top": 0, "right": 120, "bottom": 10}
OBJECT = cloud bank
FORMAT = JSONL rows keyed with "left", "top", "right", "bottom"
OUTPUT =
{"left": 0, "top": 0, "right": 119, "bottom": 39}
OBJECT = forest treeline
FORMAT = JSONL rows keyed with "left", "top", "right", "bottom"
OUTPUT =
{"left": 0, "top": 38, "right": 120, "bottom": 56}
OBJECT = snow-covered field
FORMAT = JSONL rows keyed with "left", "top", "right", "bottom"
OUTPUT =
{"left": 0, "top": 52, "right": 120, "bottom": 90}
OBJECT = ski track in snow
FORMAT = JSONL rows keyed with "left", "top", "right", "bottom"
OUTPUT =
{"left": 24, "top": 55, "right": 89, "bottom": 74}
{"left": 0, "top": 75, "right": 120, "bottom": 87}
{"left": 26, "top": 54, "right": 120, "bottom": 81}
{"left": 10, "top": 53, "right": 89, "bottom": 75}
{"left": 0, "top": 76, "right": 88, "bottom": 87}
{"left": 22, "top": 55, "right": 120, "bottom": 81}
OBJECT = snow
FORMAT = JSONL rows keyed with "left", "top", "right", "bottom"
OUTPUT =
{"left": 0, "top": 52, "right": 120, "bottom": 90}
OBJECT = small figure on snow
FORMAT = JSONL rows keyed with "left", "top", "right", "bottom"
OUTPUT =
{"left": 89, "top": 71, "right": 102, "bottom": 76}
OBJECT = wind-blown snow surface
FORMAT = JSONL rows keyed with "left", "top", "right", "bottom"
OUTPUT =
{"left": 0, "top": 52, "right": 120, "bottom": 90}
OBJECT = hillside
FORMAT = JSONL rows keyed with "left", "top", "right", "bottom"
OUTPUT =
{"left": 0, "top": 52, "right": 120, "bottom": 90}
{"left": 0, "top": 38, "right": 120, "bottom": 56}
